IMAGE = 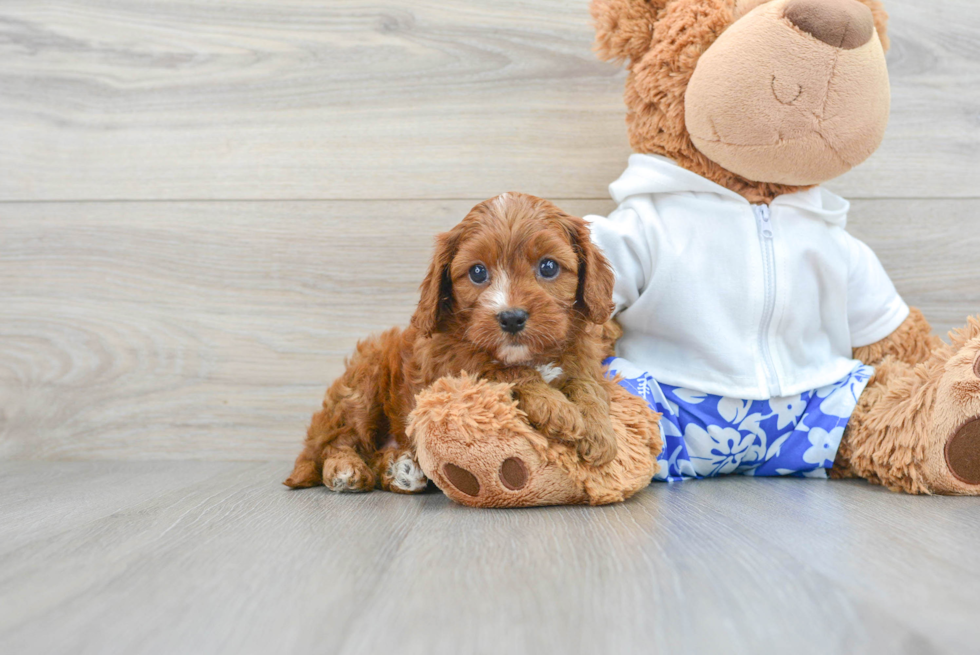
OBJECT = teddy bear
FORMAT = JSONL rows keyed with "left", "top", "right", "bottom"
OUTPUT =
{"left": 407, "top": 0, "right": 980, "bottom": 507}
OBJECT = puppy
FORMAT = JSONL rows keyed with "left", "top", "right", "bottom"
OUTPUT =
{"left": 285, "top": 192, "right": 618, "bottom": 493}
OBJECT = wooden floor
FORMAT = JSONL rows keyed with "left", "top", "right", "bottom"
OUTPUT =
{"left": 2, "top": 461, "right": 979, "bottom": 655}
{"left": 2, "top": 1, "right": 979, "bottom": 653}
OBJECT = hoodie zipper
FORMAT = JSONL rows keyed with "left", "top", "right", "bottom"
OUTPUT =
{"left": 754, "top": 204, "right": 780, "bottom": 397}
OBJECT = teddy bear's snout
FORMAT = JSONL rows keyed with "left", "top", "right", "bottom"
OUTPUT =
{"left": 784, "top": 0, "right": 874, "bottom": 50}
{"left": 684, "top": 0, "right": 889, "bottom": 186}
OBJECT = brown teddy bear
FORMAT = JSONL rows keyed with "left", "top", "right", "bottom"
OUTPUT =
{"left": 411, "top": 371, "right": 662, "bottom": 508}
{"left": 409, "top": 0, "right": 980, "bottom": 506}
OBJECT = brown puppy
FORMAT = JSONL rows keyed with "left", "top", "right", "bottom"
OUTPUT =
{"left": 285, "top": 192, "right": 617, "bottom": 493}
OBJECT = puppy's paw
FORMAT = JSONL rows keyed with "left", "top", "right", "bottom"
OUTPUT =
{"left": 322, "top": 455, "right": 376, "bottom": 492}
{"left": 522, "top": 393, "right": 585, "bottom": 442}
{"left": 381, "top": 451, "right": 429, "bottom": 494}
{"left": 576, "top": 416, "right": 619, "bottom": 467}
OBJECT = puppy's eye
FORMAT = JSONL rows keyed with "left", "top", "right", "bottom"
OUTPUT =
{"left": 538, "top": 259, "right": 560, "bottom": 279}
{"left": 468, "top": 264, "right": 488, "bottom": 284}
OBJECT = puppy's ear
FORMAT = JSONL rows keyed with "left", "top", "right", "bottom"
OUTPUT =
{"left": 591, "top": 0, "right": 669, "bottom": 63}
{"left": 558, "top": 213, "right": 615, "bottom": 325}
{"left": 411, "top": 227, "right": 463, "bottom": 338}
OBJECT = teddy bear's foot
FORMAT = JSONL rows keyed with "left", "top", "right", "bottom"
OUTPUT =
{"left": 408, "top": 375, "right": 588, "bottom": 508}
{"left": 931, "top": 322, "right": 980, "bottom": 492}
{"left": 407, "top": 374, "right": 662, "bottom": 508}
{"left": 947, "top": 418, "right": 980, "bottom": 486}
{"left": 836, "top": 318, "right": 980, "bottom": 495}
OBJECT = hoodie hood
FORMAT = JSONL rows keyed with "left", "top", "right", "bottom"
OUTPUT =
{"left": 609, "top": 154, "right": 850, "bottom": 228}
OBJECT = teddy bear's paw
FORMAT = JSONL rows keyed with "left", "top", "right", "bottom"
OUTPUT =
{"left": 322, "top": 453, "right": 376, "bottom": 493}
{"left": 441, "top": 456, "right": 530, "bottom": 499}
{"left": 410, "top": 374, "right": 587, "bottom": 508}
{"left": 929, "top": 324, "right": 980, "bottom": 494}
{"left": 946, "top": 418, "right": 980, "bottom": 487}
{"left": 376, "top": 450, "right": 429, "bottom": 494}
{"left": 429, "top": 444, "right": 584, "bottom": 508}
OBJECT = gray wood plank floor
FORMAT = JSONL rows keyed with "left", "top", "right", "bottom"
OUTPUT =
{"left": 1, "top": 461, "right": 978, "bottom": 655}
{"left": 2, "top": 0, "right": 979, "bottom": 652}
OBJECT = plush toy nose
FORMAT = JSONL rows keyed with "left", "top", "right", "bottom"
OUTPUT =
{"left": 497, "top": 309, "right": 528, "bottom": 334}
{"left": 784, "top": 0, "right": 875, "bottom": 50}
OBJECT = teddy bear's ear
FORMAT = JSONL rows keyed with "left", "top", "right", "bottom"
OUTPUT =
{"left": 591, "top": 0, "right": 670, "bottom": 63}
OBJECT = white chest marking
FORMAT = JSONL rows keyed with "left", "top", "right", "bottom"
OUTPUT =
{"left": 536, "top": 362, "right": 564, "bottom": 383}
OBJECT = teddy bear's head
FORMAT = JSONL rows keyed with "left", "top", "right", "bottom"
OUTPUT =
{"left": 592, "top": 0, "right": 890, "bottom": 202}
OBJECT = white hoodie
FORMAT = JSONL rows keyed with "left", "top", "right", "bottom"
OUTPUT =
{"left": 587, "top": 154, "right": 909, "bottom": 401}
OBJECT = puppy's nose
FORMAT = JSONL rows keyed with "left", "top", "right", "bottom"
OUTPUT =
{"left": 785, "top": 0, "right": 874, "bottom": 50}
{"left": 497, "top": 309, "right": 528, "bottom": 334}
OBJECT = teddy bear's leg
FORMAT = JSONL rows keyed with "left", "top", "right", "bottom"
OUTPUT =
{"left": 409, "top": 375, "right": 662, "bottom": 507}
{"left": 833, "top": 318, "right": 980, "bottom": 494}
{"left": 407, "top": 374, "right": 662, "bottom": 508}
{"left": 408, "top": 375, "right": 587, "bottom": 507}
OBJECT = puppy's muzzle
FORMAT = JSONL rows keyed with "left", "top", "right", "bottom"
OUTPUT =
{"left": 497, "top": 309, "right": 528, "bottom": 334}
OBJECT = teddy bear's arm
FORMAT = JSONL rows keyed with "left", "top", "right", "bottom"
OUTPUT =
{"left": 852, "top": 307, "right": 943, "bottom": 367}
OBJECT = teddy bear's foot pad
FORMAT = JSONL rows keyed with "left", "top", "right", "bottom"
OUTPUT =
{"left": 442, "top": 457, "right": 529, "bottom": 498}
{"left": 442, "top": 463, "right": 481, "bottom": 497}
{"left": 499, "top": 457, "right": 529, "bottom": 490}
{"left": 946, "top": 419, "right": 980, "bottom": 486}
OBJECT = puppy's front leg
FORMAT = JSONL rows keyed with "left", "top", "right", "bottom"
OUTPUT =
{"left": 515, "top": 380, "right": 587, "bottom": 443}
{"left": 489, "top": 370, "right": 585, "bottom": 443}
{"left": 562, "top": 378, "right": 618, "bottom": 467}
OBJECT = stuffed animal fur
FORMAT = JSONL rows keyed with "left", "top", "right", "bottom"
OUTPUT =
{"left": 409, "top": 0, "right": 980, "bottom": 505}
{"left": 411, "top": 372, "right": 662, "bottom": 508}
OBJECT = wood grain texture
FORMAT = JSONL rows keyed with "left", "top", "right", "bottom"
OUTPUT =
{"left": 0, "top": 0, "right": 978, "bottom": 201}
{"left": 0, "top": 199, "right": 610, "bottom": 460}
{"left": 1, "top": 462, "right": 979, "bottom": 655}
{"left": 1, "top": 199, "right": 977, "bottom": 461}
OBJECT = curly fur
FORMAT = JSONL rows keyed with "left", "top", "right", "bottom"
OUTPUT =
{"left": 834, "top": 315, "right": 980, "bottom": 494}
{"left": 285, "top": 193, "right": 621, "bottom": 492}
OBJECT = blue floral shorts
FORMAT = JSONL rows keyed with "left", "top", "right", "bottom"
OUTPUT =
{"left": 603, "top": 357, "right": 874, "bottom": 481}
